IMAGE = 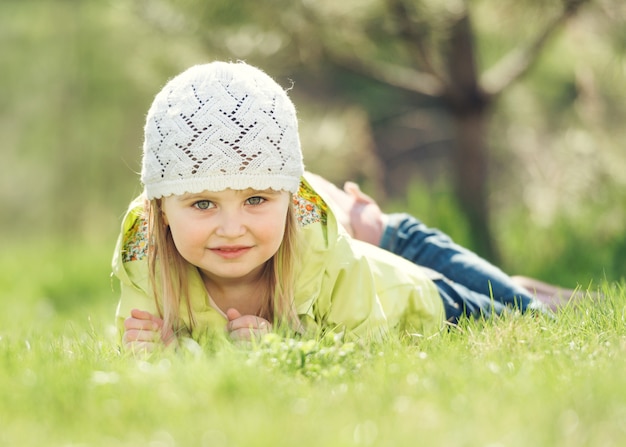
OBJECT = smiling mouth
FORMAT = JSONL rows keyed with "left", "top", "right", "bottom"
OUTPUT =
{"left": 210, "top": 246, "right": 251, "bottom": 258}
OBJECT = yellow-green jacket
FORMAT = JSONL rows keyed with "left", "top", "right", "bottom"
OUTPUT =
{"left": 112, "top": 175, "right": 444, "bottom": 343}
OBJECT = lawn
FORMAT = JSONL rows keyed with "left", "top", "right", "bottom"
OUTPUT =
{"left": 1, "top": 240, "right": 625, "bottom": 447}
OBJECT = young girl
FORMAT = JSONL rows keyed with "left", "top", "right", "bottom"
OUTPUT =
{"left": 113, "top": 61, "right": 549, "bottom": 352}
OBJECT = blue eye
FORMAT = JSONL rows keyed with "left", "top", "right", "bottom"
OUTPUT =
{"left": 194, "top": 200, "right": 213, "bottom": 210}
{"left": 246, "top": 196, "right": 265, "bottom": 205}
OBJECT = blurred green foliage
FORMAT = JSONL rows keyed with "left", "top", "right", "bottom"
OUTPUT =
{"left": 1, "top": 0, "right": 625, "bottom": 288}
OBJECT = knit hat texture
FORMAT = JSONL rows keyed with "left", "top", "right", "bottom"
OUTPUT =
{"left": 141, "top": 61, "right": 304, "bottom": 199}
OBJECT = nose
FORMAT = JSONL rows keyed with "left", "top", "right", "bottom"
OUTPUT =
{"left": 215, "top": 208, "right": 246, "bottom": 238}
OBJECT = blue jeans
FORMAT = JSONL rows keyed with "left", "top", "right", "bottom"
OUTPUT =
{"left": 380, "top": 213, "right": 543, "bottom": 323}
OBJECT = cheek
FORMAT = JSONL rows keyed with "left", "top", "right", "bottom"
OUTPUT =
{"left": 263, "top": 210, "right": 289, "bottom": 246}
{"left": 167, "top": 218, "right": 205, "bottom": 252}
{"left": 266, "top": 223, "right": 286, "bottom": 247}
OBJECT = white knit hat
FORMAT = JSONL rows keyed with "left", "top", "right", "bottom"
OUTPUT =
{"left": 141, "top": 61, "right": 304, "bottom": 199}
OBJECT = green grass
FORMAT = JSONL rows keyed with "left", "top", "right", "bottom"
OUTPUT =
{"left": 2, "top": 241, "right": 626, "bottom": 447}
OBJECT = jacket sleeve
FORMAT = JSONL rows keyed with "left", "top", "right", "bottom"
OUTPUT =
{"left": 318, "top": 243, "right": 389, "bottom": 340}
{"left": 113, "top": 260, "right": 159, "bottom": 333}
{"left": 111, "top": 198, "right": 159, "bottom": 334}
{"left": 353, "top": 239, "right": 445, "bottom": 337}
{"left": 311, "top": 236, "right": 444, "bottom": 341}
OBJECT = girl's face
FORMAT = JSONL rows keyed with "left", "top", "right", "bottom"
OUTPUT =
{"left": 161, "top": 188, "right": 291, "bottom": 285}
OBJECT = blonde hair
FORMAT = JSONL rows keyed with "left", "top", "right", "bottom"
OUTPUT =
{"left": 145, "top": 196, "right": 301, "bottom": 337}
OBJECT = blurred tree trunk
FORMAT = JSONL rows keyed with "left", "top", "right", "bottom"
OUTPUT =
{"left": 320, "top": 0, "right": 589, "bottom": 261}
{"left": 443, "top": 13, "right": 495, "bottom": 259}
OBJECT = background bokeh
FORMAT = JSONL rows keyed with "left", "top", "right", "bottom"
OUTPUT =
{"left": 2, "top": 0, "right": 625, "bottom": 297}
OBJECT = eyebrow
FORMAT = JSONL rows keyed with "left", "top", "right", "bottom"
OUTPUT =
{"left": 176, "top": 189, "right": 283, "bottom": 201}
{"left": 248, "top": 189, "right": 283, "bottom": 195}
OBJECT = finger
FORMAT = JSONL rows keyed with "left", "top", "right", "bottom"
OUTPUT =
{"left": 229, "top": 328, "right": 259, "bottom": 342}
{"left": 130, "top": 308, "right": 158, "bottom": 321}
{"left": 124, "top": 317, "right": 160, "bottom": 332}
{"left": 228, "top": 317, "right": 272, "bottom": 335}
{"left": 130, "top": 309, "right": 165, "bottom": 330}
{"left": 256, "top": 319, "right": 271, "bottom": 332}
{"left": 227, "top": 315, "right": 262, "bottom": 332}
{"left": 226, "top": 308, "right": 243, "bottom": 321}
{"left": 123, "top": 328, "right": 161, "bottom": 344}
{"left": 229, "top": 323, "right": 272, "bottom": 341}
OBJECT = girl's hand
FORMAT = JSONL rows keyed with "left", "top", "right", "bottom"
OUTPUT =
{"left": 122, "top": 308, "right": 177, "bottom": 352}
{"left": 226, "top": 308, "right": 273, "bottom": 342}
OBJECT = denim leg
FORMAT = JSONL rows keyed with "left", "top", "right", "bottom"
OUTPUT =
{"left": 380, "top": 213, "right": 541, "bottom": 320}
{"left": 435, "top": 278, "right": 507, "bottom": 323}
